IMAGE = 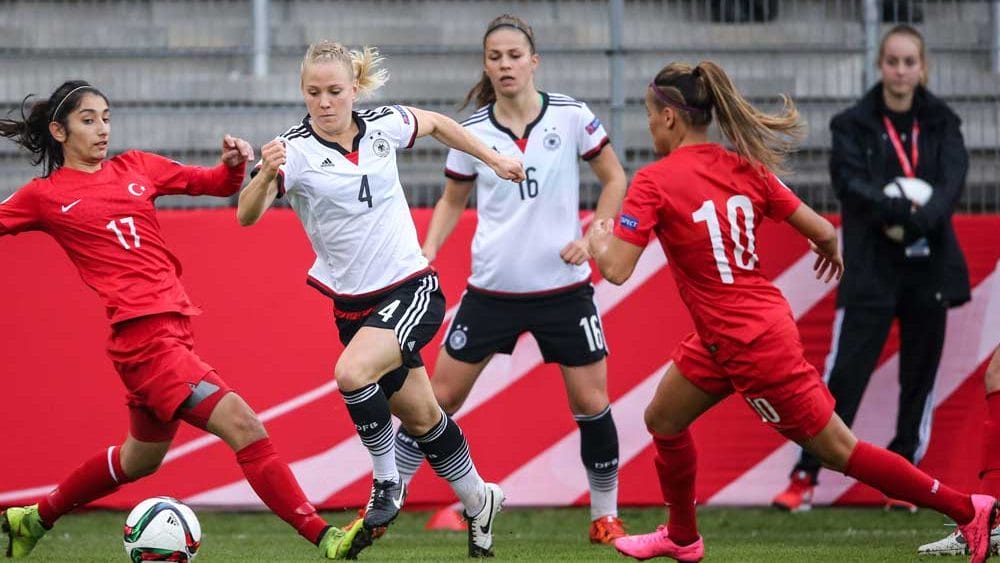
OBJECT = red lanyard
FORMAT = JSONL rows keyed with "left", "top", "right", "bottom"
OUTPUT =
{"left": 882, "top": 115, "right": 920, "bottom": 178}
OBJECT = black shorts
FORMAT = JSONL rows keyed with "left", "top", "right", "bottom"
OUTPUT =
{"left": 444, "top": 282, "right": 608, "bottom": 367}
{"left": 333, "top": 271, "right": 445, "bottom": 397}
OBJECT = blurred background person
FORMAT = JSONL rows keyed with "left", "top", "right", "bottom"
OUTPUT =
{"left": 772, "top": 24, "right": 971, "bottom": 514}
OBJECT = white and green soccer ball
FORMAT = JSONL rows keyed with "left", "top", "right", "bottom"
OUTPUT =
{"left": 123, "top": 496, "right": 201, "bottom": 562}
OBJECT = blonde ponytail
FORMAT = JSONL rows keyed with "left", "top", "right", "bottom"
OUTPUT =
{"left": 301, "top": 41, "right": 388, "bottom": 98}
{"left": 350, "top": 46, "right": 389, "bottom": 97}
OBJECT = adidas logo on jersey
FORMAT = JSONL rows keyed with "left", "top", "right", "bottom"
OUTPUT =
{"left": 320, "top": 158, "right": 335, "bottom": 168}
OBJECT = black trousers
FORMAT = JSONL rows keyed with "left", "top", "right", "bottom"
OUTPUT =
{"left": 793, "top": 301, "right": 947, "bottom": 481}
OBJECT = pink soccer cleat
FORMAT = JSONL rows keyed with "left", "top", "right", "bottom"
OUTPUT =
{"left": 957, "top": 494, "right": 1000, "bottom": 563}
{"left": 613, "top": 525, "right": 704, "bottom": 562}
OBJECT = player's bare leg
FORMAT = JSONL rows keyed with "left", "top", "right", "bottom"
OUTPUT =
{"left": 561, "top": 359, "right": 627, "bottom": 544}
{"left": 615, "top": 364, "right": 723, "bottom": 561}
{"left": 335, "top": 327, "right": 411, "bottom": 532}
{"left": 200, "top": 392, "right": 358, "bottom": 559}
{"left": 3, "top": 434, "right": 170, "bottom": 559}
{"left": 431, "top": 351, "right": 494, "bottom": 415}
{"left": 802, "top": 413, "right": 997, "bottom": 562}
{"left": 391, "top": 368, "right": 503, "bottom": 557}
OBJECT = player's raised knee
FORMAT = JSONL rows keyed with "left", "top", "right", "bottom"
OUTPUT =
{"left": 333, "top": 356, "right": 378, "bottom": 391}
{"left": 644, "top": 404, "right": 686, "bottom": 436}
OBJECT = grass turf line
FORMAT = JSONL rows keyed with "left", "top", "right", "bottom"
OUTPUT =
{"left": 26, "top": 506, "right": 956, "bottom": 561}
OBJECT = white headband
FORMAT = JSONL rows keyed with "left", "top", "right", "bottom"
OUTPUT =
{"left": 50, "top": 85, "right": 96, "bottom": 121}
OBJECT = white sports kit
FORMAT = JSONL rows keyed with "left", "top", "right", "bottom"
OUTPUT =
{"left": 445, "top": 92, "right": 610, "bottom": 294}
{"left": 259, "top": 105, "right": 428, "bottom": 297}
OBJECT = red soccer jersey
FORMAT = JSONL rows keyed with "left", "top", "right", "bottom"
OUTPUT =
{"left": 614, "top": 144, "right": 802, "bottom": 360}
{"left": 0, "top": 150, "right": 245, "bottom": 324}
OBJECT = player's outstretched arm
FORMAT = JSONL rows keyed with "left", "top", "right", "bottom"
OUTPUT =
{"left": 237, "top": 139, "right": 284, "bottom": 227}
{"left": 407, "top": 107, "right": 525, "bottom": 183}
{"left": 785, "top": 203, "right": 843, "bottom": 283}
{"left": 423, "top": 178, "right": 473, "bottom": 263}
{"left": 587, "top": 218, "right": 644, "bottom": 285}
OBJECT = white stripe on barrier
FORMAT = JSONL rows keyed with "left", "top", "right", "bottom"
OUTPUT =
{"left": 709, "top": 261, "right": 999, "bottom": 506}
{"left": 184, "top": 242, "right": 667, "bottom": 506}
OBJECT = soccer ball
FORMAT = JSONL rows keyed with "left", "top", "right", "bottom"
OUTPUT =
{"left": 883, "top": 176, "right": 933, "bottom": 206}
{"left": 123, "top": 497, "right": 201, "bottom": 562}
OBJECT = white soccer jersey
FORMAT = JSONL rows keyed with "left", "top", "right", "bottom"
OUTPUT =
{"left": 445, "top": 92, "right": 610, "bottom": 294}
{"left": 257, "top": 105, "right": 428, "bottom": 297}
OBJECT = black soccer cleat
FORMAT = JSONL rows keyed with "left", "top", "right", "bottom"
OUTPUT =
{"left": 362, "top": 479, "right": 406, "bottom": 529}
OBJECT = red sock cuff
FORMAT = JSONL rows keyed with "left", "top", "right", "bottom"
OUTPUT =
{"left": 109, "top": 446, "right": 133, "bottom": 485}
{"left": 843, "top": 440, "right": 869, "bottom": 478}
{"left": 981, "top": 394, "right": 1000, "bottom": 479}
{"left": 650, "top": 428, "right": 693, "bottom": 448}
{"left": 982, "top": 421, "right": 1000, "bottom": 477}
{"left": 236, "top": 438, "right": 275, "bottom": 464}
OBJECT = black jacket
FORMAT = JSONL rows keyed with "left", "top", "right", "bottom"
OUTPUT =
{"left": 829, "top": 83, "right": 971, "bottom": 308}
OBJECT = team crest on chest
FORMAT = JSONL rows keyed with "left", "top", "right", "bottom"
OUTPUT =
{"left": 372, "top": 137, "right": 391, "bottom": 158}
{"left": 543, "top": 131, "right": 561, "bottom": 151}
{"left": 127, "top": 182, "right": 147, "bottom": 197}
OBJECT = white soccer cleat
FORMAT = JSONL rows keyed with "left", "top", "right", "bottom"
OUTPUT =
{"left": 917, "top": 525, "right": 1000, "bottom": 556}
{"left": 464, "top": 483, "right": 505, "bottom": 558}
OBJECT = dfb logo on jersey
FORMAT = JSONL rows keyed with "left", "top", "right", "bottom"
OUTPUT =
{"left": 543, "top": 132, "right": 561, "bottom": 151}
{"left": 372, "top": 138, "right": 391, "bottom": 158}
{"left": 448, "top": 325, "right": 468, "bottom": 350}
{"left": 620, "top": 214, "right": 639, "bottom": 231}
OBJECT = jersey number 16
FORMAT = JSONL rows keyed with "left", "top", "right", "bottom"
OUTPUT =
{"left": 691, "top": 195, "right": 758, "bottom": 284}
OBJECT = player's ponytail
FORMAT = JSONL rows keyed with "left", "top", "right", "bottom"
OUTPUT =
{"left": 0, "top": 80, "right": 106, "bottom": 177}
{"left": 461, "top": 73, "right": 496, "bottom": 112}
{"left": 350, "top": 46, "right": 389, "bottom": 98}
{"left": 649, "top": 61, "right": 803, "bottom": 175}
{"left": 301, "top": 41, "right": 388, "bottom": 99}
{"left": 461, "top": 14, "right": 536, "bottom": 111}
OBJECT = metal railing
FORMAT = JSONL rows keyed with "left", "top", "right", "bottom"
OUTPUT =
{"left": 0, "top": 0, "right": 997, "bottom": 211}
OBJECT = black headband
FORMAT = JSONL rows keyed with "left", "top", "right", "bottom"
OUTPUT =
{"left": 485, "top": 22, "right": 535, "bottom": 49}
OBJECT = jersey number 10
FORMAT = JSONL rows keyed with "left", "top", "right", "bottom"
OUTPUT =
{"left": 691, "top": 196, "right": 758, "bottom": 284}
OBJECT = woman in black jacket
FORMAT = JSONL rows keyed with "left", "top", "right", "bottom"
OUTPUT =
{"left": 772, "top": 24, "right": 971, "bottom": 512}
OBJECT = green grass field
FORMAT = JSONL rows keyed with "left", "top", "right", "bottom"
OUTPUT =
{"left": 24, "top": 506, "right": 959, "bottom": 561}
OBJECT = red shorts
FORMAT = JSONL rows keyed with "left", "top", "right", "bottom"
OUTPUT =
{"left": 109, "top": 313, "right": 232, "bottom": 442}
{"left": 672, "top": 314, "right": 835, "bottom": 442}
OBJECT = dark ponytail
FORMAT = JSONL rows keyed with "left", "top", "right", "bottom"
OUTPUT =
{"left": 461, "top": 72, "right": 496, "bottom": 112}
{"left": 460, "top": 14, "right": 536, "bottom": 111}
{"left": 0, "top": 80, "right": 107, "bottom": 176}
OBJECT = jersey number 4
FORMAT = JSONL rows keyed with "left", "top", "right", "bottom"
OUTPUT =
{"left": 691, "top": 196, "right": 758, "bottom": 284}
{"left": 358, "top": 175, "right": 373, "bottom": 208}
{"left": 106, "top": 216, "right": 141, "bottom": 250}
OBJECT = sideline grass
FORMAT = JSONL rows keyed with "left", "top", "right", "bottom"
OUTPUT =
{"left": 22, "top": 506, "right": 955, "bottom": 561}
